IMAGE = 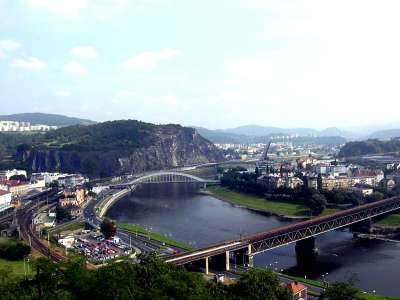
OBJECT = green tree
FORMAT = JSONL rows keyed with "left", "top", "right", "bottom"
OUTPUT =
{"left": 55, "top": 204, "right": 71, "bottom": 221}
{"left": 100, "top": 218, "right": 117, "bottom": 239}
{"left": 232, "top": 268, "right": 290, "bottom": 300}
{"left": 308, "top": 192, "right": 327, "bottom": 215}
{"left": 366, "top": 191, "right": 384, "bottom": 203}
{"left": 319, "top": 282, "right": 358, "bottom": 300}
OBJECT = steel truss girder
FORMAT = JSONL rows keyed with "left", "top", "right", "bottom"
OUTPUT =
{"left": 250, "top": 201, "right": 400, "bottom": 255}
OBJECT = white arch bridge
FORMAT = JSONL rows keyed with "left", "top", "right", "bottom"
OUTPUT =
{"left": 110, "top": 171, "right": 219, "bottom": 189}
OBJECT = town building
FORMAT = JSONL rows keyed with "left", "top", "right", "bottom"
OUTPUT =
{"left": 380, "top": 178, "right": 396, "bottom": 191}
{"left": 0, "top": 169, "right": 27, "bottom": 181}
{"left": 58, "top": 174, "right": 88, "bottom": 188}
{"left": 0, "top": 179, "right": 46, "bottom": 197}
{"left": 321, "top": 176, "right": 350, "bottom": 191}
{"left": 0, "top": 120, "right": 57, "bottom": 132}
{"left": 351, "top": 184, "right": 374, "bottom": 195}
{"left": 257, "top": 174, "right": 303, "bottom": 191}
{"left": 280, "top": 281, "right": 307, "bottom": 300}
{"left": 0, "top": 190, "right": 12, "bottom": 212}
{"left": 58, "top": 236, "right": 75, "bottom": 249}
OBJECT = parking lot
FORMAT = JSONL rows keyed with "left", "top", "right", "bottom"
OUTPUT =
{"left": 72, "top": 232, "right": 132, "bottom": 263}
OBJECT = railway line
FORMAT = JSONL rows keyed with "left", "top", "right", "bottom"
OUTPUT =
{"left": 17, "top": 197, "right": 66, "bottom": 263}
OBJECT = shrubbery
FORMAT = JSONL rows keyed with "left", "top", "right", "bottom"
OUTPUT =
{"left": 0, "top": 240, "right": 31, "bottom": 261}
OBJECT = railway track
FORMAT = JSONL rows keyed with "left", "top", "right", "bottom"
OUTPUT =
{"left": 18, "top": 202, "right": 66, "bottom": 263}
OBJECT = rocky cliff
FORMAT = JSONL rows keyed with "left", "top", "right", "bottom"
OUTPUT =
{"left": 14, "top": 120, "right": 224, "bottom": 177}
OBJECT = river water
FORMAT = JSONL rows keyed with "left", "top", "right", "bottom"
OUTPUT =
{"left": 107, "top": 183, "right": 400, "bottom": 297}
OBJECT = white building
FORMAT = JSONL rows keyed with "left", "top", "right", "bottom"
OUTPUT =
{"left": 58, "top": 236, "right": 75, "bottom": 249}
{"left": 58, "top": 174, "right": 88, "bottom": 188}
{"left": 0, "top": 120, "right": 57, "bottom": 132}
{"left": 0, "top": 169, "right": 27, "bottom": 180}
{"left": 0, "top": 190, "right": 12, "bottom": 212}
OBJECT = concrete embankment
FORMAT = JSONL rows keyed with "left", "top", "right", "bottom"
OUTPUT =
{"left": 96, "top": 189, "right": 132, "bottom": 218}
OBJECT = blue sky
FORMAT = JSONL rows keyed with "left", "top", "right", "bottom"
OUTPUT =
{"left": 1, "top": 0, "right": 400, "bottom": 129}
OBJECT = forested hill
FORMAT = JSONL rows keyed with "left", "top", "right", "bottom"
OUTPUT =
{"left": 0, "top": 112, "right": 96, "bottom": 126}
{"left": 339, "top": 138, "right": 400, "bottom": 157}
{"left": 10, "top": 120, "right": 223, "bottom": 177}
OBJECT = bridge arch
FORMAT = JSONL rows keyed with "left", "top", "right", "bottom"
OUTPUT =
{"left": 131, "top": 171, "right": 214, "bottom": 184}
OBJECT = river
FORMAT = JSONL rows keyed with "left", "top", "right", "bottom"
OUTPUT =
{"left": 106, "top": 183, "right": 400, "bottom": 297}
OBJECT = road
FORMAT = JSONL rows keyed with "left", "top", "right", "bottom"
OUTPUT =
{"left": 82, "top": 190, "right": 170, "bottom": 254}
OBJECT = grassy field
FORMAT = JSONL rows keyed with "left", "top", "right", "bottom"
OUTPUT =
{"left": 376, "top": 214, "right": 400, "bottom": 226}
{"left": 0, "top": 258, "right": 34, "bottom": 277}
{"left": 206, "top": 186, "right": 310, "bottom": 216}
{"left": 118, "top": 223, "right": 194, "bottom": 251}
{"left": 48, "top": 220, "right": 86, "bottom": 235}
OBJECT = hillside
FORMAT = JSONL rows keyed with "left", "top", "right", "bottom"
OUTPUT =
{"left": 339, "top": 138, "right": 400, "bottom": 157}
{"left": 0, "top": 113, "right": 96, "bottom": 126}
{"left": 10, "top": 120, "right": 223, "bottom": 177}
{"left": 368, "top": 129, "right": 400, "bottom": 140}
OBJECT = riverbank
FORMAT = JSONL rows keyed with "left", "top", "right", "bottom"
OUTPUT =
{"left": 118, "top": 223, "right": 194, "bottom": 251}
{"left": 205, "top": 186, "right": 311, "bottom": 218}
{"left": 376, "top": 214, "right": 400, "bottom": 226}
{"left": 278, "top": 273, "right": 399, "bottom": 300}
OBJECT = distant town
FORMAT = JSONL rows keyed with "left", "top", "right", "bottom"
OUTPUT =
{"left": 0, "top": 120, "right": 58, "bottom": 132}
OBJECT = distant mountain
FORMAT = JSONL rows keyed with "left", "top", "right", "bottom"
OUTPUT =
{"left": 195, "top": 125, "right": 349, "bottom": 144}
{"left": 194, "top": 127, "right": 253, "bottom": 144}
{"left": 0, "top": 113, "right": 96, "bottom": 127}
{"left": 368, "top": 129, "right": 400, "bottom": 140}
{"left": 223, "top": 125, "right": 319, "bottom": 137}
{"left": 195, "top": 127, "right": 345, "bottom": 145}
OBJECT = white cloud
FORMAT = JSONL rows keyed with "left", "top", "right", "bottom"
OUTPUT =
{"left": 0, "top": 40, "right": 21, "bottom": 50}
{"left": 26, "top": 0, "right": 88, "bottom": 19}
{"left": 55, "top": 90, "right": 71, "bottom": 97}
{"left": 123, "top": 48, "right": 181, "bottom": 70}
{"left": 116, "top": 91, "right": 136, "bottom": 97}
{"left": 62, "top": 62, "right": 88, "bottom": 74}
{"left": 10, "top": 57, "right": 45, "bottom": 70}
{"left": 71, "top": 46, "right": 97, "bottom": 59}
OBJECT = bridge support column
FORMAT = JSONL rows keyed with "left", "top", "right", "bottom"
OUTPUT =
{"left": 205, "top": 257, "right": 209, "bottom": 275}
{"left": 247, "top": 244, "right": 254, "bottom": 268}
{"left": 295, "top": 237, "right": 317, "bottom": 269}
{"left": 225, "top": 251, "right": 230, "bottom": 271}
{"left": 351, "top": 218, "right": 373, "bottom": 234}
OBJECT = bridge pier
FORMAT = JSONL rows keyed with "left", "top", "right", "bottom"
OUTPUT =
{"left": 225, "top": 251, "right": 230, "bottom": 271}
{"left": 205, "top": 257, "right": 209, "bottom": 274}
{"left": 295, "top": 237, "right": 317, "bottom": 269}
{"left": 351, "top": 218, "right": 373, "bottom": 234}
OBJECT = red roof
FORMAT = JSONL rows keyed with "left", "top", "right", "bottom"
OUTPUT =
{"left": 0, "top": 189, "right": 11, "bottom": 196}
{"left": 0, "top": 180, "right": 28, "bottom": 187}
{"left": 281, "top": 282, "right": 307, "bottom": 294}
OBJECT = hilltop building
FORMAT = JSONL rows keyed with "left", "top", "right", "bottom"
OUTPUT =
{"left": 0, "top": 120, "right": 57, "bottom": 132}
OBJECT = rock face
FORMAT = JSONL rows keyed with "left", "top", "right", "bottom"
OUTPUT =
{"left": 15, "top": 121, "right": 224, "bottom": 178}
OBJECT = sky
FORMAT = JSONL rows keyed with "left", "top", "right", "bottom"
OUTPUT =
{"left": 0, "top": 0, "right": 400, "bottom": 130}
